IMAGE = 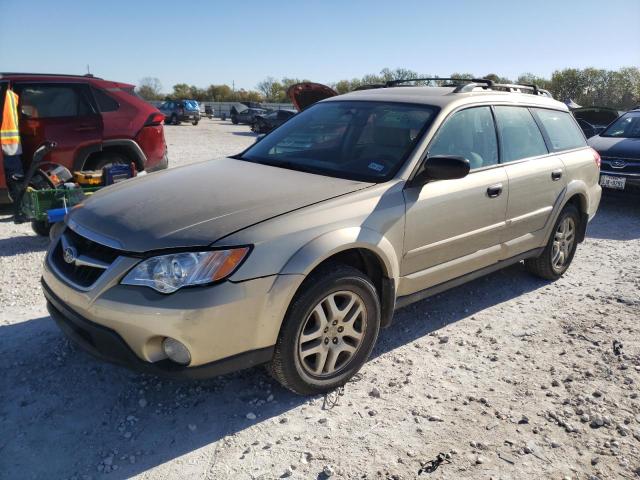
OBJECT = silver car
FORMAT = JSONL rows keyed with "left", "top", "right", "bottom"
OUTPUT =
{"left": 42, "top": 79, "right": 601, "bottom": 395}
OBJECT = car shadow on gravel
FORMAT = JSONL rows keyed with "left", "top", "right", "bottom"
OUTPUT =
{"left": 587, "top": 193, "right": 640, "bottom": 240}
{"left": 0, "top": 262, "right": 548, "bottom": 479}
{"left": 232, "top": 131, "right": 259, "bottom": 137}
{"left": 0, "top": 234, "right": 49, "bottom": 256}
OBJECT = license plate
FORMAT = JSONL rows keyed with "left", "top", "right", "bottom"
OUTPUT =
{"left": 600, "top": 174, "right": 626, "bottom": 190}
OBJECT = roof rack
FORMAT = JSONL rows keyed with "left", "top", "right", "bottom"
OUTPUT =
{"left": 454, "top": 80, "right": 551, "bottom": 97}
{"left": 384, "top": 77, "right": 493, "bottom": 88}
{"left": 0, "top": 72, "right": 102, "bottom": 80}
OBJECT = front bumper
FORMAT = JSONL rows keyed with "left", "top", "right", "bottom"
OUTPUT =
{"left": 42, "top": 233, "right": 303, "bottom": 378}
{"left": 43, "top": 280, "right": 273, "bottom": 379}
{"left": 600, "top": 171, "right": 640, "bottom": 195}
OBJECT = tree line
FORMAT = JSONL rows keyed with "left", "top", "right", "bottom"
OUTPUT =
{"left": 137, "top": 66, "right": 640, "bottom": 110}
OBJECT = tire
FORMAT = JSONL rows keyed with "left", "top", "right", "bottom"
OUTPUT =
{"left": 31, "top": 219, "right": 52, "bottom": 237}
{"left": 269, "top": 263, "right": 381, "bottom": 395}
{"left": 171, "top": 114, "right": 180, "bottom": 125}
{"left": 87, "top": 152, "right": 127, "bottom": 171}
{"left": 192, "top": 119, "right": 199, "bottom": 126}
{"left": 525, "top": 203, "right": 580, "bottom": 281}
{"left": 231, "top": 116, "right": 239, "bottom": 125}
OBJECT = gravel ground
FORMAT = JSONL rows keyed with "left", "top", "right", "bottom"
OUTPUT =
{"left": 0, "top": 120, "right": 639, "bottom": 480}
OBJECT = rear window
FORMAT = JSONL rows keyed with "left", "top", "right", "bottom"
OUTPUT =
{"left": 93, "top": 88, "right": 119, "bottom": 112}
{"left": 494, "top": 106, "right": 548, "bottom": 162}
{"left": 532, "top": 109, "right": 586, "bottom": 151}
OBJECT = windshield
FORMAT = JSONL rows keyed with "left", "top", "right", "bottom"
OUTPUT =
{"left": 601, "top": 112, "right": 640, "bottom": 138}
{"left": 238, "top": 101, "right": 438, "bottom": 182}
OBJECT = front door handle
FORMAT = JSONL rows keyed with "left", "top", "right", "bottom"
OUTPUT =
{"left": 487, "top": 184, "right": 503, "bottom": 198}
{"left": 551, "top": 169, "right": 563, "bottom": 181}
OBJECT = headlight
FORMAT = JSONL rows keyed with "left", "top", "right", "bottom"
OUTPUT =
{"left": 121, "top": 247, "right": 250, "bottom": 293}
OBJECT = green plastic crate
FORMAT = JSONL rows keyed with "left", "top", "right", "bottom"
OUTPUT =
{"left": 21, "top": 186, "right": 101, "bottom": 221}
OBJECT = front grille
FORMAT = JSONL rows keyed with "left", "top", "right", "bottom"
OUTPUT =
{"left": 601, "top": 156, "right": 640, "bottom": 175}
{"left": 50, "top": 228, "right": 121, "bottom": 288}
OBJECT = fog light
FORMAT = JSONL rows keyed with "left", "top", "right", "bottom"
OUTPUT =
{"left": 162, "top": 337, "right": 191, "bottom": 365}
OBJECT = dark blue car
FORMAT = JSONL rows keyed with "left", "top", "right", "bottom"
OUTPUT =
{"left": 589, "top": 108, "right": 640, "bottom": 194}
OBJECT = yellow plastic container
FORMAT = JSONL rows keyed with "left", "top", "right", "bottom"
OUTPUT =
{"left": 73, "top": 170, "right": 103, "bottom": 186}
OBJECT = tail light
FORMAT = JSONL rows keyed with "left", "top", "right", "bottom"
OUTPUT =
{"left": 590, "top": 147, "right": 601, "bottom": 169}
{"left": 145, "top": 112, "right": 165, "bottom": 126}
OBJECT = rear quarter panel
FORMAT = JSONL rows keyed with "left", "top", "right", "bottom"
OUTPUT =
{"left": 558, "top": 147, "right": 602, "bottom": 219}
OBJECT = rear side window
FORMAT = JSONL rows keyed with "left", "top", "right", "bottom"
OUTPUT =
{"left": 428, "top": 106, "right": 498, "bottom": 169}
{"left": 93, "top": 88, "right": 119, "bottom": 112}
{"left": 17, "top": 84, "right": 93, "bottom": 119}
{"left": 494, "top": 106, "right": 548, "bottom": 162}
{"left": 532, "top": 109, "right": 586, "bottom": 151}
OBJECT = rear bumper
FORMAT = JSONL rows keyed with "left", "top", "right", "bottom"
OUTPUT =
{"left": 43, "top": 280, "right": 274, "bottom": 380}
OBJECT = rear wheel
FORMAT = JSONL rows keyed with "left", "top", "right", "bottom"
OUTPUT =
{"left": 269, "top": 264, "right": 380, "bottom": 395}
{"left": 525, "top": 204, "right": 580, "bottom": 280}
{"left": 171, "top": 114, "right": 180, "bottom": 125}
{"left": 87, "top": 152, "right": 128, "bottom": 171}
{"left": 231, "top": 116, "right": 239, "bottom": 125}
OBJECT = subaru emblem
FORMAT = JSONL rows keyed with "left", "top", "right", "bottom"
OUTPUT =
{"left": 63, "top": 246, "right": 78, "bottom": 264}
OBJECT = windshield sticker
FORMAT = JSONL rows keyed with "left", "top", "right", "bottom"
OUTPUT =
{"left": 368, "top": 162, "right": 385, "bottom": 172}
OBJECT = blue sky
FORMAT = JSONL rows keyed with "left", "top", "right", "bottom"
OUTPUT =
{"left": 2, "top": 0, "right": 638, "bottom": 92}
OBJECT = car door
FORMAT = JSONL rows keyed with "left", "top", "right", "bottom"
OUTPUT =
{"left": 14, "top": 82, "right": 103, "bottom": 171}
{"left": 495, "top": 106, "right": 567, "bottom": 257}
{"left": 401, "top": 106, "right": 508, "bottom": 296}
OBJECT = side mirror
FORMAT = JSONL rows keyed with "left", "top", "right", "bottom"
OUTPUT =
{"left": 410, "top": 155, "right": 470, "bottom": 186}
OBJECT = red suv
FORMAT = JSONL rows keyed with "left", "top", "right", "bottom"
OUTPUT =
{"left": 0, "top": 73, "right": 168, "bottom": 204}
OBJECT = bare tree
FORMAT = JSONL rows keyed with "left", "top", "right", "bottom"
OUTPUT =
{"left": 136, "top": 77, "right": 163, "bottom": 101}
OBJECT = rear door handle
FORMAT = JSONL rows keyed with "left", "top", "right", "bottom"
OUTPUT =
{"left": 551, "top": 169, "right": 563, "bottom": 181}
{"left": 487, "top": 184, "right": 503, "bottom": 198}
{"left": 75, "top": 124, "right": 97, "bottom": 132}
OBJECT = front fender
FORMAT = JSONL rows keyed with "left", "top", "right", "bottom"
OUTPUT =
{"left": 280, "top": 226, "right": 401, "bottom": 281}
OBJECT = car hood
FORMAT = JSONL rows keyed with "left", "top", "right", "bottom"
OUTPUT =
{"left": 588, "top": 135, "right": 640, "bottom": 159}
{"left": 572, "top": 107, "right": 621, "bottom": 127}
{"left": 67, "top": 158, "right": 371, "bottom": 252}
{"left": 287, "top": 82, "right": 338, "bottom": 111}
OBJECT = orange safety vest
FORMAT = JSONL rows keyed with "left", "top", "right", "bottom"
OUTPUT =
{"left": 1, "top": 89, "right": 22, "bottom": 156}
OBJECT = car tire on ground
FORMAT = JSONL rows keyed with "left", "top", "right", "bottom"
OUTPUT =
{"left": 269, "top": 263, "right": 381, "bottom": 395}
{"left": 525, "top": 203, "right": 580, "bottom": 281}
{"left": 31, "top": 219, "right": 52, "bottom": 237}
{"left": 87, "top": 152, "right": 128, "bottom": 171}
{"left": 171, "top": 114, "right": 180, "bottom": 125}
{"left": 231, "top": 116, "right": 238, "bottom": 125}
{"left": 192, "top": 119, "right": 199, "bottom": 126}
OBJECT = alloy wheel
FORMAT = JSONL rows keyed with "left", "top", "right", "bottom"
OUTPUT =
{"left": 551, "top": 216, "right": 575, "bottom": 272}
{"left": 297, "top": 291, "right": 367, "bottom": 377}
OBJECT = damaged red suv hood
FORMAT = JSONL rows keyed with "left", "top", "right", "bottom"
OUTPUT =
{"left": 287, "top": 82, "right": 338, "bottom": 111}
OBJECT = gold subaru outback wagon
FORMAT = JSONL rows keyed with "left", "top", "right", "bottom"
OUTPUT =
{"left": 43, "top": 79, "right": 601, "bottom": 395}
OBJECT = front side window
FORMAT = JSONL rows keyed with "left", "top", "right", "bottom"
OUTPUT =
{"left": 428, "top": 106, "right": 498, "bottom": 169}
{"left": 240, "top": 101, "right": 438, "bottom": 182}
{"left": 17, "top": 84, "right": 93, "bottom": 119}
{"left": 494, "top": 106, "right": 548, "bottom": 162}
{"left": 532, "top": 108, "right": 586, "bottom": 151}
{"left": 601, "top": 112, "right": 640, "bottom": 138}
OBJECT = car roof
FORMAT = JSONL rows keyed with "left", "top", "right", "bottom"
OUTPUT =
{"left": 323, "top": 85, "right": 569, "bottom": 111}
{"left": 0, "top": 72, "right": 135, "bottom": 89}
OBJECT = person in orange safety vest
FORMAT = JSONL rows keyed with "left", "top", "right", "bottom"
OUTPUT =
{"left": 1, "top": 88, "right": 26, "bottom": 220}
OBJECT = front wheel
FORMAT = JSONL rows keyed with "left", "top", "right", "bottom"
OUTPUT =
{"left": 525, "top": 204, "right": 580, "bottom": 280}
{"left": 171, "top": 114, "right": 180, "bottom": 125}
{"left": 192, "top": 119, "right": 199, "bottom": 126}
{"left": 269, "top": 264, "right": 381, "bottom": 395}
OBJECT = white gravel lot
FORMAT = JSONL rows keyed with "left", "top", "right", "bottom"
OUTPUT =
{"left": 0, "top": 119, "right": 639, "bottom": 480}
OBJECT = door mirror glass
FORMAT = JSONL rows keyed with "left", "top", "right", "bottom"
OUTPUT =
{"left": 411, "top": 155, "right": 470, "bottom": 186}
